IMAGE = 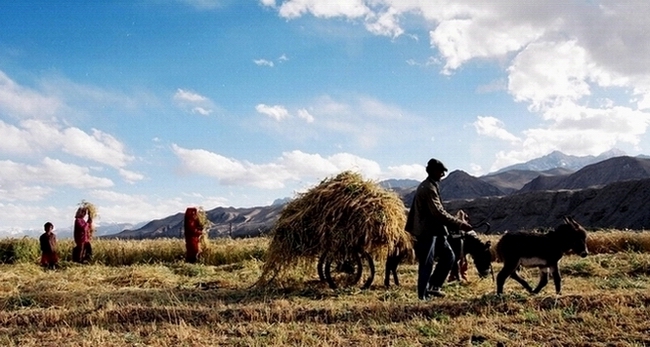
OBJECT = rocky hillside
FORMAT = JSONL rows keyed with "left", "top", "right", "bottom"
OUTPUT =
{"left": 480, "top": 168, "right": 574, "bottom": 194}
{"left": 108, "top": 205, "right": 284, "bottom": 239}
{"left": 446, "top": 178, "right": 650, "bottom": 233}
{"left": 519, "top": 156, "right": 650, "bottom": 193}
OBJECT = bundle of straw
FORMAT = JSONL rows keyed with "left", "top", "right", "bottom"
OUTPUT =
{"left": 197, "top": 207, "right": 212, "bottom": 251}
{"left": 78, "top": 200, "right": 97, "bottom": 235}
{"left": 257, "top": 171, "right": 412, "bottom": 286}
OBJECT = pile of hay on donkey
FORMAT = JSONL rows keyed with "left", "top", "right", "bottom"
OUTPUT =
{"left": 256, "top": 171, "right": 412, "bottom": 287}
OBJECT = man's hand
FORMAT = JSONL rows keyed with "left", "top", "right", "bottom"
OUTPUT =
{"left": 459, "top": 221, "right": 473, "bottom": 231}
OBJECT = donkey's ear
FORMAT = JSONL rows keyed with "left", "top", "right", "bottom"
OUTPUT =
{"left": 563, "top": 216, "right": 579, "bottom": 229}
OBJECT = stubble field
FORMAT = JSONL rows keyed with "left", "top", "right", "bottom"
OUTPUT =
{"left": 0, "top": 231, "right": 649, "bottom": 347}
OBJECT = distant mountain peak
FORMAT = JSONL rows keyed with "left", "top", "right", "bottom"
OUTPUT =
{"left": 494, "top": 149, "right": 626, "bottom": 174}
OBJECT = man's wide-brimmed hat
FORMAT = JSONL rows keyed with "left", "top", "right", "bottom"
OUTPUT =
{"left": 426, "top": 158, "right": 448, "bottom": 172}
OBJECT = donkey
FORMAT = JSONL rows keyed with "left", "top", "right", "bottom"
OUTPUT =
{"left": 447, "top": 231, "right": 493, "bottom": 282}
{"left": 447, "top": 210, "right": 492, "bottom": 282}
{"left": 384, "top": 211, "right": 492, "bottom": 287}
{"left": 495, "top": 216, "right": 589, "bottom": 295}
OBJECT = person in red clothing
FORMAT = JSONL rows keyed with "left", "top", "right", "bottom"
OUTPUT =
{"left": 184, "top": 207, "right": 204, "bottom": 263}
{"left": 40, "top": 222, "right": 59, "bottom": 269}
{"left": 72, "top": 207, "right": 93, "bottom": 263}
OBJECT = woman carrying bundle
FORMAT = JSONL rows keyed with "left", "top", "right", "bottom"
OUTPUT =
{"left": 72, "top": 207, "right": 93, "bottom": 263}
{"left": 184, "top": 207, "right": 204, "bottom": 263}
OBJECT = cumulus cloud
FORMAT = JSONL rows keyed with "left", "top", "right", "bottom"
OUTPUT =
{"left": 264, "top": 1, "right": 650, "bottom": 165}
{"left": 0, "top": 158, "right": 113, "bottom": 193}
{"left": 0, "top": 119, "right": 135, "bottom": 169}
{"left": 473, "top": 116, "right": 520, "bottom": 145}
{"left": 172, "top": 145, "right": 399, "bottom": 189}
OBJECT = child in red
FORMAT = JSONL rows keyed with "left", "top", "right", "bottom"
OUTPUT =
{"left": 40, "top": 222, "right": 59, "bottom": 269}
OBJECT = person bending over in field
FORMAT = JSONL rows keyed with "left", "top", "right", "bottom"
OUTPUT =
{"left": 184, "top": 207, "right": 204, "bottom": 264}
{"left": 72, "top": 207, "right": 93, "bottom": 263}
{"left": 40, "top": 222, "right": 59, "bottom": 269}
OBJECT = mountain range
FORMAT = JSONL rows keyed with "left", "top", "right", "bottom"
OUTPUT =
{"left": 105, "top": 149, "right": 650, "bottom": 238}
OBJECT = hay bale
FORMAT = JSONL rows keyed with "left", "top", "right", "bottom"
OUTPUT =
{"left": 257, "top": 171, "right": 412, "bottom": 286}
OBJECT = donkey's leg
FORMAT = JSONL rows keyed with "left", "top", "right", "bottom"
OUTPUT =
{"left": 532, "top": 268, "right": 550, "bottom": 294}
{"left": 496, "top": 260, "right": 519, "bottom": 294}
{"left": 509, "top": 270, "right": 534, "bottom": 293}
{"left": 384, "top": 255, "right": 397, "bottom": 287}
{"left": 392, "top": 255, "right": 401, "bottom": 287}
{"left": 550, "top": 265, "right": 562, "bottom": 294}
{"left": 448, "top": 259, "right": 460, "bottom": 282}
{"left": 509, "top": 272, "right": 534, "bottom": 293}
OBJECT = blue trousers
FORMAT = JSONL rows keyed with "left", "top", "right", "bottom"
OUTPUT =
{"left": 415, "top": 235, "right": 455, "bottom": 298}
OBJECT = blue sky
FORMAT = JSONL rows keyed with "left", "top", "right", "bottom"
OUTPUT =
{"left": 1, "top": 0, "right": 650, "bottom": 234}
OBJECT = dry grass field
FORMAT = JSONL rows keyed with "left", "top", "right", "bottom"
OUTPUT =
{"left": 0, "top": 231, "right": 649, "bottom": 347}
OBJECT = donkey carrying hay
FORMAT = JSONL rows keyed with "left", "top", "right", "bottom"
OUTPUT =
{"left": 495, "top": 216, "right": 589, "bottom": 295}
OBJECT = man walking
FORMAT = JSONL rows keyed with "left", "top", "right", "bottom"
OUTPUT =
{"left": 406, "top": 158, "right": 473, "bottom": 300}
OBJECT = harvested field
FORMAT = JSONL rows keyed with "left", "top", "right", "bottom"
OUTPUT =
{"left": 0, "top": 231, "right": 649, "bottom": 346}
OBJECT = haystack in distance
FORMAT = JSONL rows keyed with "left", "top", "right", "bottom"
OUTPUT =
{"left": 258, "top": 171, "right": 412, "bottom": 286}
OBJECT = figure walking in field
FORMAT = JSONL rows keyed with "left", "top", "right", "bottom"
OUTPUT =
{"left": 184, "top": 207, "right": 204, "bottom": 263}
{"left": 72, "top": 207, "right": 93, "bottom": 263}
{"left": 406, "top": 158, "right": 473, "bottom": 300}
{"left": 40, "top": 222, "right": 59, "bottom": 269}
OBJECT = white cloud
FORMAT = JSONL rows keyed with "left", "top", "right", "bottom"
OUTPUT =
{"left": 172, "top": 145, "right": 413, "bottom": 189}
{"left": 0, "top": 119, "right": 134, "bottom": 169}
{"left": 0, "top": 158, "right": 113, "bottom": 193}
{"left": 0, "top": 120, "right": 36, "bottom": 154}
{"left": 382, "top": 164, "right": 425, "bottom": 181}
{"left": 256, "top": 104, "right": 290, "bottom": 121}
{"left": 0, "top": 71, "right": 62, "bottom": 119}
{"left": 174, "top": 89, "right": 207, "bottom": 103}
{"left": 488, "top": 102, "right": 650, "bottom": 171}
{"left": 365, "top": 7, "right": 403, "bottom": 38}
{"left": 173, "top": 88, "right": 216, "bottom": 115}
{"left": 192, "top": 107, "right": 212, "bottom": 115}
{"left": 274, "top": 0, "right": 370, "bottom": 19}
{"left": 473, "top": 116, "right": 520, "bottom": 145}
{"left": 254, "top": 59, "right": 274, "bottom": 67}
{"left": 508, "top": 41, "right": 594, "bottom": 110}
{"left": 118, "top": 168, "right": 145, "bottom": 184}
{"left": 297, "top": 108, "right": 315, "bottom": 123}
{"left": 431, "top": 18, "right": 543, "bottom": 75}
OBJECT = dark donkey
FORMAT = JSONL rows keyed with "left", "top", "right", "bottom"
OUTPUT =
{"left": 495, "top": 216, "right": 589, "bottom": 295}
{"left": 384, "top": 226, "right": 493, "bottom": 287}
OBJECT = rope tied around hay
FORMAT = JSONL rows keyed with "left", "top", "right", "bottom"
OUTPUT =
{"left": 257, "top": 171, "right": 412, "bottom": 287}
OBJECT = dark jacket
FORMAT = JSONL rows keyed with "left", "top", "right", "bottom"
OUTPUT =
{"left": 405, "top": 176, "right": 465, "bottom": 238}
{"left": 39, "top": 232, "right": 57, "bottom": 254}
